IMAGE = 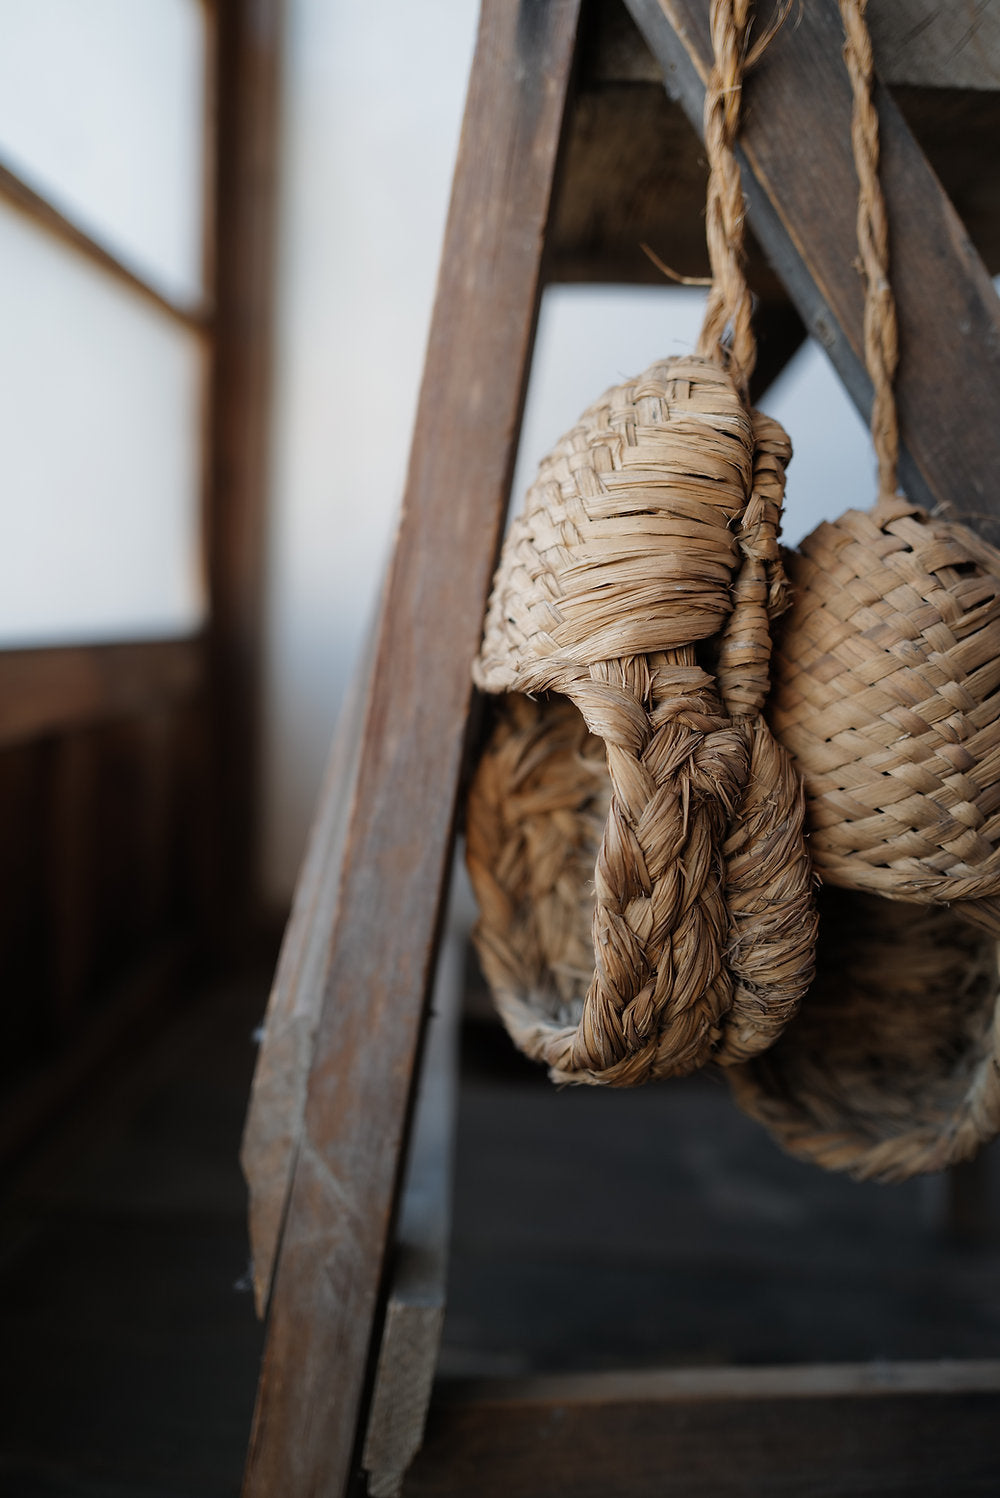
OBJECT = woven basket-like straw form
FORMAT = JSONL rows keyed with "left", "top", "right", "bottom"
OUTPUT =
{"left": 728, "top": 884, "right": 1000, "bottom": 1181}
{"left": 774, "top": 0, "right": 1000, "bottom": 930}
{"left": 467, "top": 357, "right": 817, "bottom": 1085}
{"left": 769, "top": 502, "right": 1000, "bottom": 932}
{"left": 725, "top": 0, "right": 1000, "bottom": 1180}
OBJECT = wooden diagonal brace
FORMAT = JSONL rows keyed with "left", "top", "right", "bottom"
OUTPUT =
{"left": 625, "top": 0, "right": 1000, "bottom": 532}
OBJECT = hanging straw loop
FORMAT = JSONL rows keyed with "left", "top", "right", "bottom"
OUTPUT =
{"left": 840, "top": 0, "right": 900, "bottom": 501}
{"left": 696, "top": 0, "right": 757, "bottom": 394}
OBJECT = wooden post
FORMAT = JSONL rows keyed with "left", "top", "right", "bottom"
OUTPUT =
{"left": 242, "top": 3, "right": 583, "bottom": 1492}
{"left": 361, "top": 922, "right": 462, "bottom": 1498}
{"left": 208, "top": 0, "right": 284, "bottom": 943}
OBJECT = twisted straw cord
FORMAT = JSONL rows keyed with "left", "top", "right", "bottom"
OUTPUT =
{"left": 716, "top": 410, "right": 793, "bottom": 718}
{"left": 840, "top": 0, "right": 899, "bottom": 499}
{"left": 559, "top": 651, "right": 747, "bottom": 1082}
{"left": 697, "top": 0, "right": 756, "bottom": 393}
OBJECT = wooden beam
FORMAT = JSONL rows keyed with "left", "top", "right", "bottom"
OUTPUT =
{"left": 623, "top": 0, "right": 1000, "bottom": 531}
{"left": 0, "top": 158, "right": 211, "bottom": 334}
{"left": 361, "top": 926, "right": 462, "bottom": 1498}
{"left": 868, "top": 0, "right": 1000, "bottom": 91}
{"left": 241, "top": 625, "right": 375, "bottom": 1315}
{"left": 241, "top": 2, "right": 582, "bottom": 1492}
{"left": 408, "top": 1362, "right": 1000, "bottom": 1497}
{"left": 206, "top": 0, "right": 283, "bottom": 935}
{"left": 546, "top": 75, "right": 1000, "bottom": 285}
{"left": 548, "top": 10, "right": 1000, "bottom": 293}
{"left": 587, "top": 0, "right": 1000, "bottom": 91}
{"left": 0, "top": 639, "right": 205, "bottom": 750}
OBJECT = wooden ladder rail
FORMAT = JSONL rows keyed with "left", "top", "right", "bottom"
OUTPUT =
{"left": 241, "top": 3, "right": 583, "bottom": 1492}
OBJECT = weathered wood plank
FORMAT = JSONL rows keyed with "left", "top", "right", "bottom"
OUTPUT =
{"left": 361, "top": 925, "right": 462, "bottom": 1498}
{"left": 0, "top": 639, "right": 204, "bottom": 749}
{"left": 241, "top": 3, "right": 583, "bottom": 1493}
{"left": 547, "top": 71, "right": 1000, "bottom": 286}
{"left": 869, "top": 1, "right": 1000, "bottom": 91}
{"left": 207, "top": 0, "right": 283, "bottom": 939}
{"left": 241, "top": 625, "right": 374, "bottom": 1315}
{"left": 588, "top": 0, "right": 1000, "bottom": 91}
{"left": 408, "top": 1363, "right": 1000, "bottom": 1497}
{"left": 624, "top": 0, "right": 1000, "bottom": 532}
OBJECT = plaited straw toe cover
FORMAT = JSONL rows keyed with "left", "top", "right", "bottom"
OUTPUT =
{"left": 732, "top": 504, "right": 1000, "bottom": 1179}
{"left": 467, "top": 355, "right": 817, "bottom": 1086}
{"left": 728, "top": 884, "right": 1000, "bottom": 1181}
{"left": 722, "top": 0, "right": 1000, "bottom": 1180}
{"left": 770, "top": 500, "right": 1000, "bottom": 933}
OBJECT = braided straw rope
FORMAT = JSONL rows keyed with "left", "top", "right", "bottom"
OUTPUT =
{"left": 465, "top": 0, "right": 816, "bottom": 1085}
{"left": 727, "top": 0, "right": 1000, "bottom": 1177}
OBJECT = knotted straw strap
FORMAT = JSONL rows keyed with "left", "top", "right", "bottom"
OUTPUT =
{"left": 727, "top": 0, "right": 1000, "bottom": 1177}
{"left": 465, "top": 0, "right": 816, "bottom": 1085}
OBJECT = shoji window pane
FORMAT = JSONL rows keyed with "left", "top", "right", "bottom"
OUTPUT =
{"left": 0, "top": 202, "right": 204, "bottom": 646}
{"left": 0, "top": 0, "right": 207, "bottom": 307}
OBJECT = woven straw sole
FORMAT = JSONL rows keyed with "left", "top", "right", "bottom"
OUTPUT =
{"left": 727, "top": 883, "right": 1000, "bottom": 1181}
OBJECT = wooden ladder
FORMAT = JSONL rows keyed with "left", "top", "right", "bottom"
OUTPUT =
{"left": 241, "top": 2, "right": 1000, "bottom": 1493}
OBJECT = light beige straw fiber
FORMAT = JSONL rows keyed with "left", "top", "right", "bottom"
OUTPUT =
{"left": 728, "top": 885, "right": 1000, "bottom": 1182}
{"left": 768, "top": 0, "right": 1000, "bottom": 928}
{"left": 466, "top": 0, "right": 817, "bottom": 1086}
{"left": 770, "top": 500, "right": 1000, "bottom": 930}
{"left": 726, "top": 0, "right": 1000, "bottom": 1178}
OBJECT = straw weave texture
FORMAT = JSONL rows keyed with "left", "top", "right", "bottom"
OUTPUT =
{"left": 467, "top": 356, "right": 816, "bottom": 1085}
{"left": 725, "top": 0, "right": 1000, "bottom": 1181}
{"left": 769, "top": 501, "right": 1000, "bottom": 931}
{"left": 728, "top": 884, "right": 1000, "bottom": 1181}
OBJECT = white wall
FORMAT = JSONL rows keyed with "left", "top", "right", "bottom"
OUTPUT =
{"left": 260, "top": 0, "right": 479, "bottom": 902}
{"left": 260, "top": 0, "right": 877, "bottom": 906}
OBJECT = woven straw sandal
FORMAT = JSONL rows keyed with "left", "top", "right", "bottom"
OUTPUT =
{"left": 728, "top": 884, "right": 1000, "bottom": 1181}
{"left": 726, "top": 0, "right": 1000, "bottom": 1179}
{"left": 464, "top": 0, "right": 817, "bottom": 1087}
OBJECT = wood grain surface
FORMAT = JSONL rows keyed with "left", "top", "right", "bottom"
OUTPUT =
{"left": 0, "top": 639, "right": 204, "bottom": 749}
{"left": 241, "top": 2, "right": 582, "bottom": 1492}
{"left": 240, "top": 624, "right": 375, "bottom": 1315}
{"left": 625, "top": 0, "right": 1000, "bottom": 531}
{"left": 361, "top": 929, "right": 462, "bottom": 1498}
{"left": 408, "top": 1363, "right": 1000, "bottom": 1497}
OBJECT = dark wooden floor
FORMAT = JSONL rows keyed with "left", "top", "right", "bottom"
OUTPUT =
{"left": 0, "top": 970, "right": 269, "bottom": 1498}
{"left": 445, "top": 1025, "right": 1000, "bottom": 1377}
{"left": 1, "top": 969, "right": 999, "bottom": 1496}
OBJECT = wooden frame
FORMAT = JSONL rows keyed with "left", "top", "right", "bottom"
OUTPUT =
{"left": 406, "top": 1362, "right": 1000, "bottom": 1496}
{"left": 241, "top": 1, "right": 1000, "bottom": 1492}
{"left": 0, "top": 0, "right": 283, "bottom": 1156}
